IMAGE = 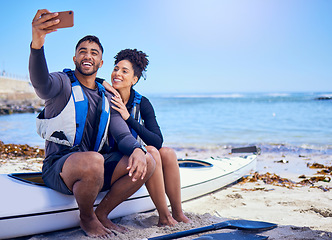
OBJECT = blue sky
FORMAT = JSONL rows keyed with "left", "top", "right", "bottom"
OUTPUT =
{"left": 0, "top": 0, "right": 331, "bottom": 94}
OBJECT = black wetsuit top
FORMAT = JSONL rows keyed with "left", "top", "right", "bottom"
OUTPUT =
{"left": 125, "top": 88, "right": 163, "bottom": 150}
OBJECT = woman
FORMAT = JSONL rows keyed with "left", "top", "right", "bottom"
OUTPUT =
{"left": 103, "top": 49, "right": 189, "bottom": 226}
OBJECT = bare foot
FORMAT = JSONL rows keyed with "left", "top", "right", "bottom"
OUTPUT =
{"left": 80, "top": 215, "right": 113, "bottom": 238}
{"left": 98, "top": 216, "right": 128, "bottom": 233}
{"left": 157, "top": 214, "right": 178, "bottom": 227}
{"left": 173, "top": 211, "right": 190, "bottom": 223}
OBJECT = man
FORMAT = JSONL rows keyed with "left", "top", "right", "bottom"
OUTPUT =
{"left": 29, "top": 9, "right": 155, "bottom": 238}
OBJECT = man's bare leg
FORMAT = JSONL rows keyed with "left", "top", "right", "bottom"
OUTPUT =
{"left": 145, "top": 146, "right": 178, "bottom": 226}
{"left": 159, "top": 147, "right": 190, "bottom": 223}
{"left": 60, "top": 151, "right": 113, "bottom": 238}
{"left": 95, "top": 154, "right": 155, "bottom": 231}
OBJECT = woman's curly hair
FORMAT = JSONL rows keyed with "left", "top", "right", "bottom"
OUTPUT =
{"left": 114, "top": 49, "right": 149, "bottom": 81}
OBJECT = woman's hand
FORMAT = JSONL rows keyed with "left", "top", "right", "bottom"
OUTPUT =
{"left": 102, "top": 81, "right": 121, "bottom": 98}
{"left": 111, "top": 96, "right": 130, "bottom": 120}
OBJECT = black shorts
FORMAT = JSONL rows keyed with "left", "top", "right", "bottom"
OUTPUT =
{"left": 42, "top": 148, "right": 123, "bottom": 195}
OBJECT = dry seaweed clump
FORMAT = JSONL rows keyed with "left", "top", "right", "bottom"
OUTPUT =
{"left": 307, "top": 163, "right": 332, "bottom": 175}
{"left": 240, "top": 172, "right": 299, "bottom": 189}
{"left": 0, "top": 141, "right": 44, "bottom": 158}
{"left": 300, "top": 163, "right": 332, "bottom": 191}
{"left": 240, "top": 163, "right": 332, "bottom": 192}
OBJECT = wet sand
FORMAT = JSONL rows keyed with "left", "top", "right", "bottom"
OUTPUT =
{"left": 1, "top": 145, "right": 331, "bottom": 239}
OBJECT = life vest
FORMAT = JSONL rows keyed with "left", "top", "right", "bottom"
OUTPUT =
{"left": 129, "top": 90, "right": 145, "bottom": 145}
{"left": 36, "top": 69, "right": 110, "bottom": 152}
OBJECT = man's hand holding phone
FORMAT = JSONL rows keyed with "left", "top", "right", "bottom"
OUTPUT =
{"left": 31, "top": 9, "right": 74, "bottom": 49}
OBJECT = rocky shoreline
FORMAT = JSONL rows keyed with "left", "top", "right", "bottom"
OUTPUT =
{"left": 0, "top": 97, "right": 43, "bottom": 115}
{"left": 0, "top": 77, "right": 44, "bottom": 115}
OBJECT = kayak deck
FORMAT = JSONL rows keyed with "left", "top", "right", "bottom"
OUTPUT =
{"left": 0, "top": 155, "right": 257, "bottom": 239}
{"left": 9, "top": 158, "right": 214, "bottom": 186}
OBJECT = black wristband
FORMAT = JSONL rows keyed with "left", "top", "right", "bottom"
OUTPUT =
{"left": 137, "top": 145, "right": 147, "bottom": 154}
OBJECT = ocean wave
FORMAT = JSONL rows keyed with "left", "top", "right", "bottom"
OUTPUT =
{"left": 257, "top": 143, "right": 332, "bottom": 154}
{"left": 317, "top": 93, "right": 332, "bottom": 97}
{"left": 315, "top": 93, "right": 332, "bottom": 100}
{"left": 167, "top": 142, "right": 332, "bottom": 155}
{"left": 171, "top": 93, "right": 245, "bottom": 98}
{"left": 265, "top": 93, "right": 291, "bottom": 97}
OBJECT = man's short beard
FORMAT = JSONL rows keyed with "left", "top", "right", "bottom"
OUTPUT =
{"left": 75, "top": 62, "right": 99, "bottom": 76}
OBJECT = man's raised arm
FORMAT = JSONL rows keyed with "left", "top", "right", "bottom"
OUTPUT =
{"left": 29, "top": 9, "right": 62, "bottom": 100}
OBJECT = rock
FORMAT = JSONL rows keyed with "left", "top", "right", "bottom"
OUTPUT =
{"left": 0, "top": 77, "right": 44, "bottom": 115}
{"left": 0, "top": 98, "right": 44, "bottom": 115}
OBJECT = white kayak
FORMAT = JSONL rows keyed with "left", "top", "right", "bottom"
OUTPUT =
{"left": 0, "top": 154, "right": 256, "bottom": 239}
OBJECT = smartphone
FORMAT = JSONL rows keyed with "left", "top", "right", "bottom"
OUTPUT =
{"left": 45, "top": 10, "right": 74, "bottom": 30}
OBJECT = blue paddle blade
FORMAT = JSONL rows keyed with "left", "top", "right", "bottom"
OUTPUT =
{"left": 194, "top": 232, "right": 268, "bottom": 240}
{"left": 148, "top": 220, "right": 276, "bottom": 240}
{"left": 214, "top": 220, "right": 277, "bottom": 231}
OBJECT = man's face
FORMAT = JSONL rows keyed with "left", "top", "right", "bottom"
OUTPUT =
{"left": 73, "top": 41, "right": 103, "bottom": 76}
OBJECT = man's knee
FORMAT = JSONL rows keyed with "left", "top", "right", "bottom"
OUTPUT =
{"left": 81, "top": 152, "right": 104, "bottom": 175}
{"left": 60, "top": 152, "right": 105, "bottom": 191}
{"left": 64, "top": 152, "right": 104, "bottom": 177}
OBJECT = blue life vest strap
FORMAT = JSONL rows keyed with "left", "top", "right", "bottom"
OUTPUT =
{"left": 63, "top": 69, "right": 89, "bottom": 146}
{"left": 63, "top": 69, "right": 109, "bottom": 151}
{"left": 130, "top": 90, "right": 142, "bottom": 139}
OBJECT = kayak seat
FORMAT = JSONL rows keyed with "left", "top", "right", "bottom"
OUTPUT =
{"left": 178, "top": 159, "right": 213, "bottom": 168}
{"left": 8, "top": 172, "right": 46, "bottom": 186}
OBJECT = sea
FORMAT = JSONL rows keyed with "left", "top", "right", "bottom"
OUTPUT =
{"left": 0, "top": 92, "right": 331, "bottom": 154}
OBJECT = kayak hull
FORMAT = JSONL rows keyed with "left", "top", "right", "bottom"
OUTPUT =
{"left": 180, "top": 155, "right": 256, "bottom": 201}
{"left": 0, "top": 155, "right": 256, "bottom": 239}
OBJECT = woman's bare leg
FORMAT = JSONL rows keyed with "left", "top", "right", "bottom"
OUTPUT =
{"left": 145, "top": 146, "right": 178, "bottom": 226}
{"left": 159, "top": 147, "right": 190, "bottom": 223}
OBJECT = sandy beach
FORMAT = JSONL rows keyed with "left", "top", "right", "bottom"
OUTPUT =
{"left": 1, "top": 145, "right": 331, "bottom": 239}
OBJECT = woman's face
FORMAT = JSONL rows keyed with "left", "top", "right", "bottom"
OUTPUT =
{"left": 111, "top": 60, "right": 138, "bottom": 91}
